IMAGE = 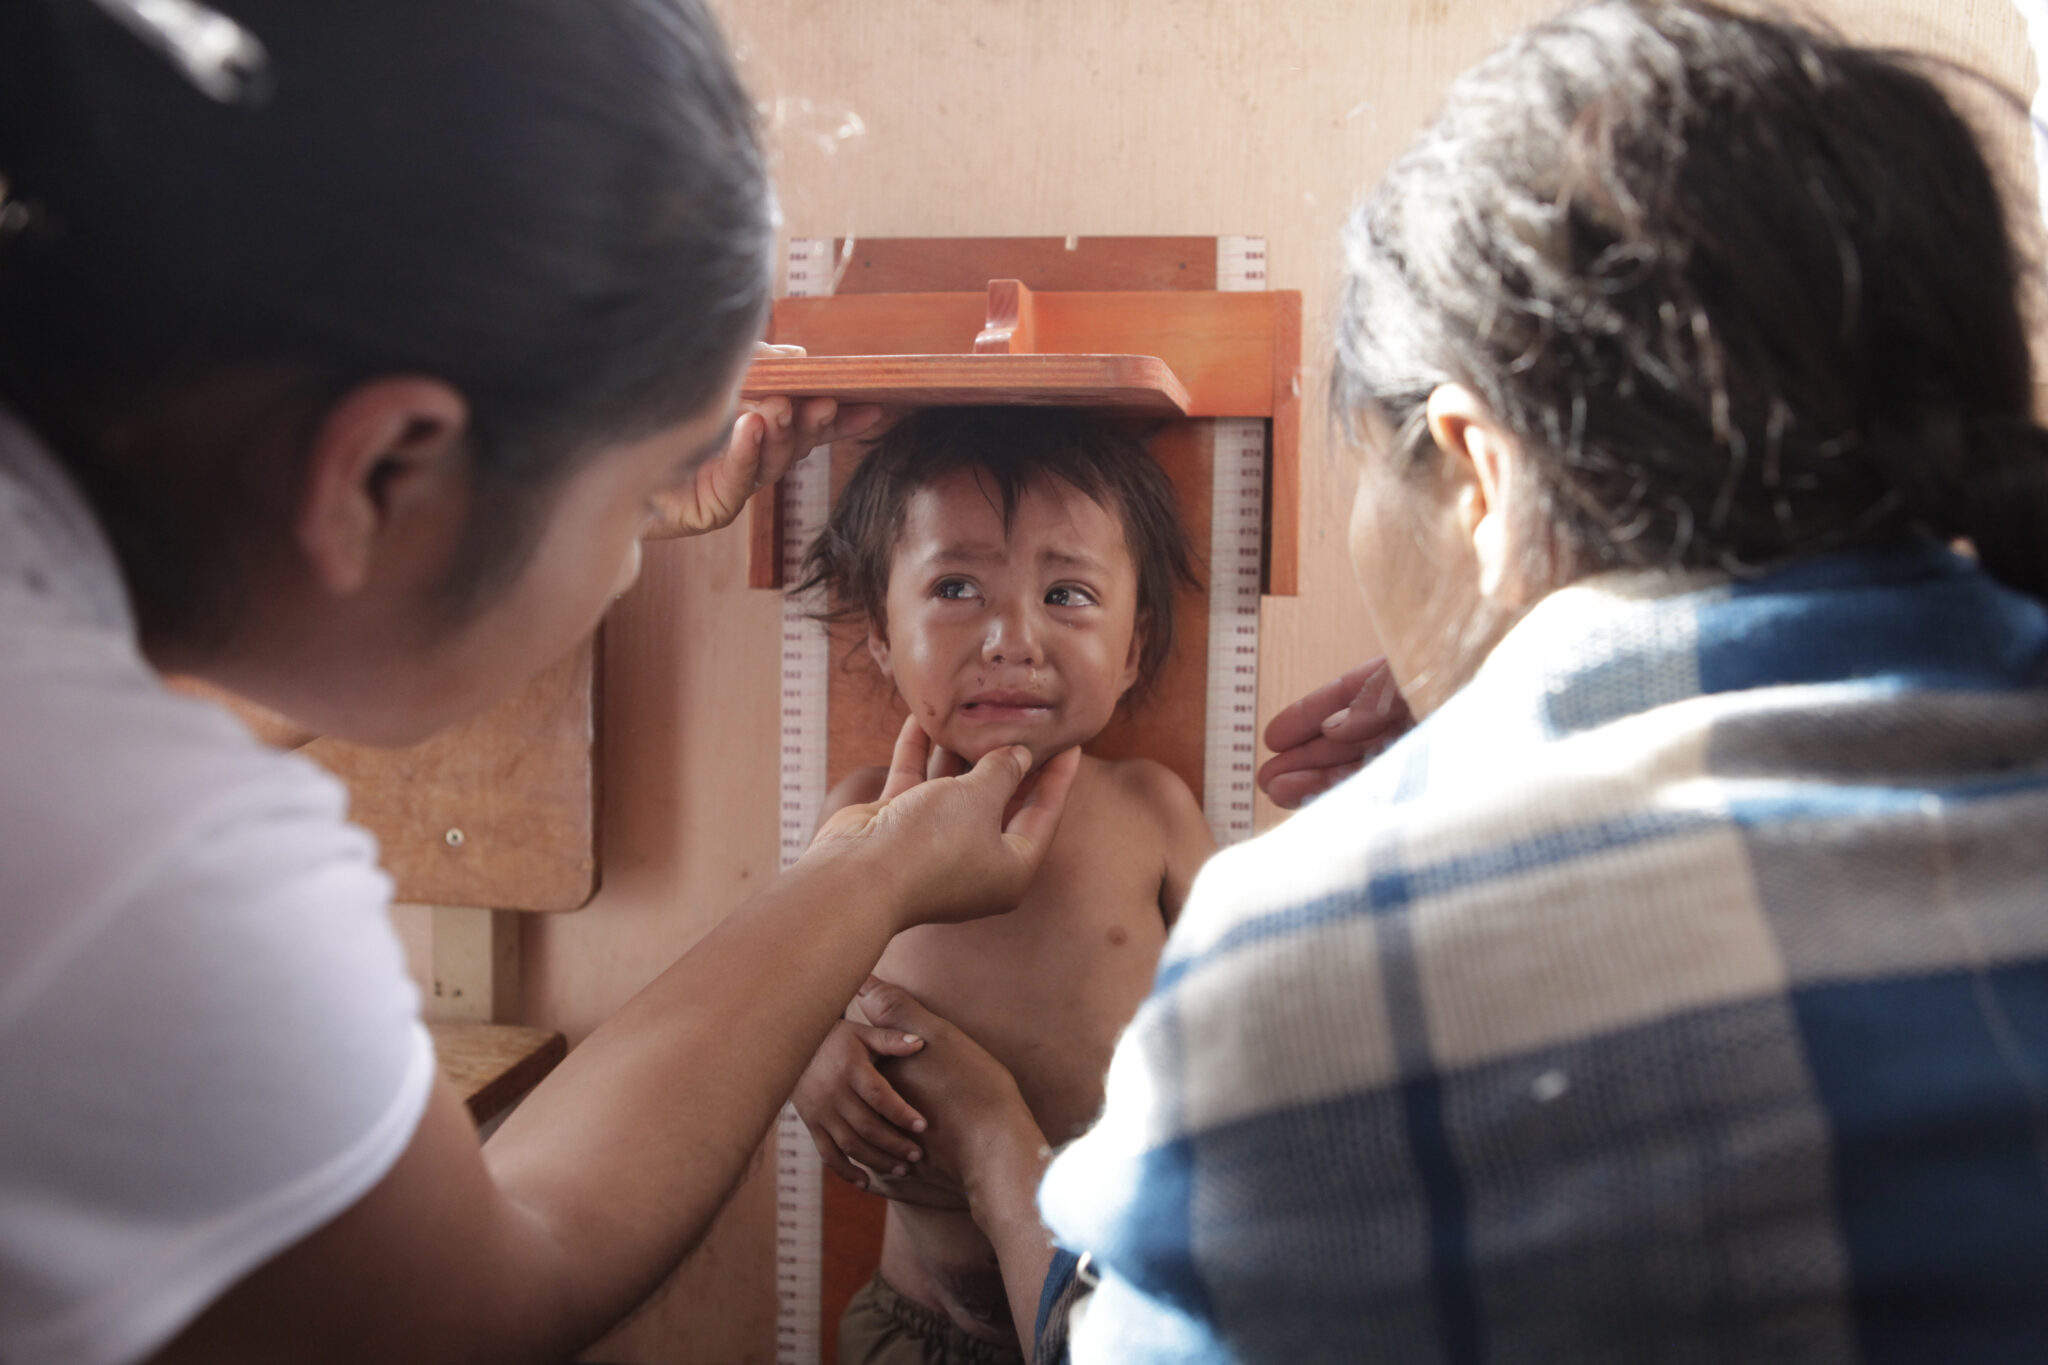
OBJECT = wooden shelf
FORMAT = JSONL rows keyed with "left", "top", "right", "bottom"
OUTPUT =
{"left": 748, "top": 270, "right": 1303, "bottom": 594}
{"left": 171, "top": 648, "right": 602, "bottom": 916}
{"left": 308, "top": 641, "right": 600, "bottom": 913}
{"left": 428, "top": 1021, "right": 568, "bottom": 1127}
{"left": 741, "top": 352, "right": 1191, "bottom": 415}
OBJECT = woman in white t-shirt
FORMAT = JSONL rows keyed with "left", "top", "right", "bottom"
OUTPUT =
{"left": 0, "top": 3, "right": 1081, "bottom": 1362}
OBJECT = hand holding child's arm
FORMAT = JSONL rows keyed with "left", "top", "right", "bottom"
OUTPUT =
{"left": 855, "top": 978, "right": 1057, "bottom": 1358}
{"left": 793, "top": 1019, "right": 929, "bottom": 1190}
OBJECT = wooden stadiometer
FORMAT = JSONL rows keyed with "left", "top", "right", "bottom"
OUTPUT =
{"left": 742, "top": 274, "right": 1302, "bottom": 597}
{"left": 751, "top": 239, "right": 1301, "bottom": 1364}
{"left": 743, "top": 350, "right": 1192, "bottom": 413}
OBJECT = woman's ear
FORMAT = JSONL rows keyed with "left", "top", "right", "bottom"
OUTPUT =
{"left": 865, "top": 618, "right": 892, "bottom": 675}
{"left": 295, "top": 378, "right": 471, "bottom": 596}
{"left": 1425, "top": 383, "right": 1526, "bottom": 603}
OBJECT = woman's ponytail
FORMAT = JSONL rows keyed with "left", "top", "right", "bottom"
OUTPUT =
{"left": 0, "top": 1, "right": 52, "bottom": 210}
{"left": 0, "top": 0, "right": 60, "bottom": 408}
{"left": 1958, "top": 420, "right": 2048, "bottom": 602}
{"left": 1861, "top": 406, "right": 2048, "bottom": 603}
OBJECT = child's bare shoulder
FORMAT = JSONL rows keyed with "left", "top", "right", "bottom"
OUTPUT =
{"left": 1083, "top": 755, "right": 1215, "bottom": 925}
{"left": 1088, "top": 754, "right": 1201, "bottom": 824}
{"left": 817, "top": 766, "right": 890, "bottom": 825}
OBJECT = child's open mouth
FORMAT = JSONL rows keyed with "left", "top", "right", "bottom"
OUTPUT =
{"left": 959, "top": 691, "right": 1056, "bottom": 723}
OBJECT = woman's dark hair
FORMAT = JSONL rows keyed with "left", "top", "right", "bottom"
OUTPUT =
{"left": 0, "top": 0, "right": 774, "bottom": 645}
{"left": 1336, "top": 0, "right": 2048, "bottom": 597}
{"left": 795, "top": 407, "right": 1203, "bottom": 699}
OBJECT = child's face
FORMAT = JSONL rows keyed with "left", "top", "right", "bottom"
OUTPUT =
{"left": 869, "top": 468, "right": 1143, "bottom": 766}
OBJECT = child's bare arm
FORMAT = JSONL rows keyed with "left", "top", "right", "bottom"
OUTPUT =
{"left": 856, "top": 980, "right": 1056, "bottom": 1359}
{"left": 1133, "top": 761, "right": 1215, "bottom": 927}
{"left": 801, "top": 759, "right": 972, "bottom": 1207}
{"left": 797, "top": 766, "right": 928, "bottom": 1188}
{"left": 792, "top": 1019, "right": 928, "bottom": 1187}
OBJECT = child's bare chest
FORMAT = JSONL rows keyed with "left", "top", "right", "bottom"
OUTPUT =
{"left": 871, "top": 775, "right": 1169, "bottom": 1144}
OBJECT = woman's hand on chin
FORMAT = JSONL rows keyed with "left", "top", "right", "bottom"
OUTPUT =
{"left": 805, "top": 714, "right": 1082, "bottom": 932}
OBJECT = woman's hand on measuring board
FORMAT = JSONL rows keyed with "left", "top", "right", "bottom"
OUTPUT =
{"left": 807, "top": 715, "right": 1082, "bottom": 933}
{"left": 641, "top": 342, "right": 883, "bottom": 539}
{"left": 1258, "top": 658, "right": 1414, "bottom": 809}
{"left": 793, "top": 1018, "right": 932, "bottom": 1191}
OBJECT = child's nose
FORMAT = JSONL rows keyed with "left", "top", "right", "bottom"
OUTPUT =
{"left": 982, "top": 606, "right": 1043, "bottom": 667}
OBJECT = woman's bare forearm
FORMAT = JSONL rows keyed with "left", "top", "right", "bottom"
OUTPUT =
{"left": 151, "top": 730, "right": 1072, "bottom": 1364}
{"left": 850, "top": 977, "right": 1065, "bottom": 1360}
{"left": 967, "top": 1116, "right": 1057, "bottom": 1359}
{"left": 152, "top": 856, "right": 911, "bottom": 1365}
{"left": 478, "top": 852, "right": 907, "bottom": 1343}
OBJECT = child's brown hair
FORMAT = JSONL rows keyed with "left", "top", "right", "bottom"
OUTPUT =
{"left": 796, "top": 406, "right": 1202, "bottom": 698}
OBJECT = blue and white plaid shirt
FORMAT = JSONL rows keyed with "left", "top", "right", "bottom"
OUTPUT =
{"left": 1036, "top": 545, "right": 2048, "bottom": 1363}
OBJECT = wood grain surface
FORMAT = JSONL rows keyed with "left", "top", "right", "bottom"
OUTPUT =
{"left": 817, "top": 236, "right": 1225, "bottom": 293}
{"left": 767, "top": 288, "right": 1293, "bottom": 419}
{"left": 974, "top": 279, "right": 1037, "bottom": 354}
{"left": 741, "top": 351, "right": 1192, "bottom": 413}
{"left": 307, "top": 640, "right": 600, "bottom": 913}
{"left": 426, "top": 1021, "right": 567, "bottom": 1126}
{"left": 167, "top": 646, "right": 601, "bottom": 914}
{"left": 749, "top": 277, "right": 1303, "bottom": 596}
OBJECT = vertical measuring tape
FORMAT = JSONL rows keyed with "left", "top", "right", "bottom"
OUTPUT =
{"left": 770, "top": 236, "right": 1269, "bottom": 1362}
{"left": 773, "top": 237, "right": 835, "bottom": 1365}
{"left": 1206, "top": 237, "right": 1268, "bottom": 847}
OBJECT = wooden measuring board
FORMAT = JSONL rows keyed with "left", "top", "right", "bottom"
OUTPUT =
{"left": 748, "top": 275, "right": 1300, "bottom": 597}
{"left": 305, "top": 639, "right": 600, "bottom": 912}
{"left": 742, "top": 352, "right": 1192, "bottom": 414}
{"left": 774, "top": 437, "right": 833, "bottom": 1365}
{"left": 767, "top": 236, "right": 1294, "bottom": 1364}
{"left": 170, "top": 639, "right": 601, "bottom": 913}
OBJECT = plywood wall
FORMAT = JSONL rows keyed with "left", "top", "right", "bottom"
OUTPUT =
{"left": 503, "top": 3, "right": 2039, "bottom": 1360}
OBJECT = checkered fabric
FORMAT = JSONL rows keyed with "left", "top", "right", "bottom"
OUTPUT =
{"left": 1035, "top": 546, "right": 2048, "bottom": 1364}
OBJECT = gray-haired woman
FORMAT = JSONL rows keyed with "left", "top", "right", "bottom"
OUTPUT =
{"left": 871, "top": 4, "right": 2048, "bottom": 1359}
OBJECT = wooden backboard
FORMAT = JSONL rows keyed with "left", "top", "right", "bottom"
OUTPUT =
{"left": 773, "top": 237, "right": 1297, "bottom": 1359}
{"left": 305, "top": 639, "right": 600, "bottom": 912}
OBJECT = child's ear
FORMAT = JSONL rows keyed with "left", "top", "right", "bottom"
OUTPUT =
{"left": 865, "top": 619, "right": 892, "bottom": 674}
{"left": 1118, "top": 622, "right": 1145, "bottom": 697}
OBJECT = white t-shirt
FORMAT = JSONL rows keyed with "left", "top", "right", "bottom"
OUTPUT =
{"left": 0, "top": 411, "right": 435, "bottom": 1365}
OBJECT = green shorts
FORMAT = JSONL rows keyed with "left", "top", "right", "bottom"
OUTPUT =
{"left": 838, "top": 1273, "right": 1026, "bottom": 1365}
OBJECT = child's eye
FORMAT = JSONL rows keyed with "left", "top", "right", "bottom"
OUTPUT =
{"left": 1045, "top": 585, "right": 1099, "bottom": 608}
{"left": 934, "top": 578, "right": 981, "bottom": 601}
